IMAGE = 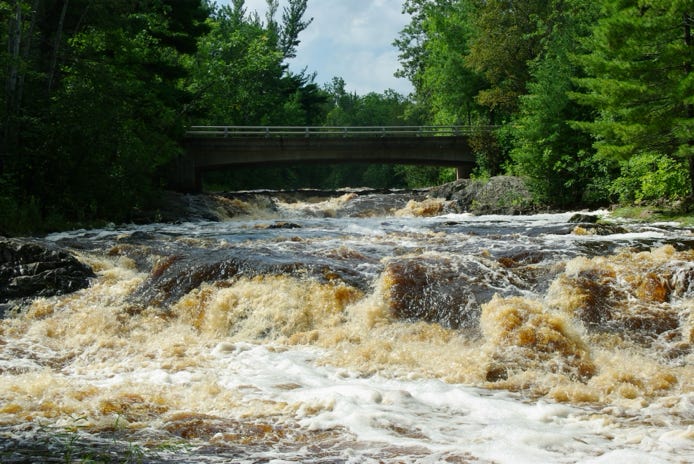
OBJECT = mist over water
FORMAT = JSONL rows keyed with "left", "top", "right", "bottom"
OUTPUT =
{"left": 1, "top": 191, "right": 693, "bottom": 463}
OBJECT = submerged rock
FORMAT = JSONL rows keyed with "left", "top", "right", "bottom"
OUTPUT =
{"left": 126, "top": 247, "right": 367, "bottom": 311}
{"left": 546, "top": 251, "right": 684, "bottom": 338}
{"left": 0, "top": 238, "right": 94, "bottom": 305}
{"left": 381, "top": 253, "right": 536, "bottom": 329}
{"left": 382, "top": 257, "right": 481, "bottom": 329}
{"left": 481, "top": 295, "right": 595, "bottom": 382}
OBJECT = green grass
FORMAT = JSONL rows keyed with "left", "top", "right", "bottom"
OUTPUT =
{"left": 610, "top": 205, "right": 694, "bottom": 226}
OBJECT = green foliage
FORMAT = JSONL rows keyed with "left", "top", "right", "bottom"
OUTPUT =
{"left": 19, "top": 0, "right": 694, "bottom": 234}
{"left": 323, "top": 84, "right": 421, "bottom": 127}
{"left": 395, "top": 165, "right": 455, "bottom": 188}
{"left": 466, "top": 0, "right": 550, "bottom": 117}
{"left": 509, "top": 0, "right": 608, "bottom": 207}
{"left": 394, "top": 0, "right": 550, "bottom": 174}
{"left": 279, "top": 0, "right": 312, "bottom": 59}
{"left": 1, "top": 0, "right": 210, "bottom": 233}
{"left": 393, "top": 0, "right": 693, "bottom": 207}
{"left": 411, "top": 0, "right": 487, "bottom": 125}
{"left": 573, "top": 0, "right": 694, "bottom": 164}
{"left": 189, "top": 1, "right": 326, "bottom": 126}
{"left": 0, "top": 178, "right": 41, "bottom": 236}
{"left": 611, "top": 153, "right": 691, "bottom": 204}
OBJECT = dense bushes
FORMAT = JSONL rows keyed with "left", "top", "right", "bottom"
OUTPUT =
{"left": 611, "top": 154, "right": 691, "bottom": 204}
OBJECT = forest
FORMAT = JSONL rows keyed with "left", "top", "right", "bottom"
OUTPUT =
{"left": 1, "top": 0, "right": 693, "bottom": 234}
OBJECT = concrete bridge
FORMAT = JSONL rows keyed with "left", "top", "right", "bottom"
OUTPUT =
{"left": 171, "top": 126, "right": 483, "bottom": 192}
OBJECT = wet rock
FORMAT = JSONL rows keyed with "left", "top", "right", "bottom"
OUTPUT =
{"left": 116, "top": 230, "right": 160, "bottom": 242}
{"left": 427, "top": 176, "right": 537, "bottom": 215}
{"left": 255, "top": 222, "right": 302, "bottom": 229}
{"left": 481, "top": 295, "right": 595, "bottom": 382}
{"left": 546, "top": 254, "right": 684, "bottom": 338}
{"left": 568, "top": 213, "right": 600, "bottom": 224}
{"left": 0, "top": 239, "right": 94, "bottom": 304}
{"left": 382, "top": 252, "right": 541, "bottom": 329}
{"left": 496, "top": 250, "right": 560, "bottom": 292}
{"left": 382, "top": 257, "right": 485, "bottom": 329}
{"left": 128, "top": 248, "right": 366, "bottom": 310}
{"left": 547, "top": 264, "right": 623, "bottom": 327}
{"left": 571, "top": 224, "right": 629, "bottom": 236}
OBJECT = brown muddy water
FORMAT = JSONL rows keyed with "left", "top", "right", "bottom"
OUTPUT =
{"left": 0, "top": 191, "right": 692, "bottom": 463}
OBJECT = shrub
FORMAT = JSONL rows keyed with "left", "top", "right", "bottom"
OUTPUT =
{"left": 611, "top": 153, "right": 690, "bottom": 204}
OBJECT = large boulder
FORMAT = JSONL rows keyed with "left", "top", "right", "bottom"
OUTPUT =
{"left": 428, "top": 176, "right": 538, "bottom": 215}
{"left": 0, "top": 239, "right": 95, "bottom": 307}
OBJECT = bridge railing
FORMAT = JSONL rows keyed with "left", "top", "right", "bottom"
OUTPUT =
{"left": 186, "top": 125, "right": 497, "bottom": 137}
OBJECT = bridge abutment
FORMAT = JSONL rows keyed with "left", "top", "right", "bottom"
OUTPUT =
{"left": 456, "top": 165, "right": 474, "bottom": 180}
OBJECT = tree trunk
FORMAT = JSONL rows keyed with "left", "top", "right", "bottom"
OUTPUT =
{"left": 684, "top": 12, "right": 694, "bottom": 203}
{"left": 5, "top": 2, "right": 22, "bottom": 113}
{"left": 16, "top": 0, "right": 40, "bottom": 110}
{"left": 2, "top": 1, "right": 23, "bottom": 174}
{"left": 47, "top": 0, "right": 69, "bottom": 93}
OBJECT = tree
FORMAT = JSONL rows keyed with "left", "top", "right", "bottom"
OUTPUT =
{"left": 279, "top": 0, "right": 312, "bottom": 59}
{"left": 466, "top": 0, "right": 550, "bottom": 120}
{"left": 318, "top": 80, "right": 426, "bottom": 189}
{"left": 0, "top": 0, "right": 210, "bottom": 230}
{"left": 574, "top": 0, "right": 694, "bottom": 200}
{"left": 394, "top": 0, "right": 528, "bottom": 175}
{"left": 419, "top": 0, "right": 487, "bottom": 125}
{"left": 189, "top": 0, "right": 324, "bottom": 126}
{"left": 510, "top": 0, "right": 610, "bottom": 206}
{"left": 393, "top": 0, "right": 434, "bottom": 100}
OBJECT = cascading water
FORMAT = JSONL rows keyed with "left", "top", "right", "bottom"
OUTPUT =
{"left": 0, "top": 191, "right": 692, "bottom": 463}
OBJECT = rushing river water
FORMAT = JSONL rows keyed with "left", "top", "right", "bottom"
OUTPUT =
{"left": 1, "top": 191, "right": 693, "bottom": 463}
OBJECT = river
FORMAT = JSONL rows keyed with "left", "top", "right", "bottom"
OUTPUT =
{"left": 1, "top": 191, "right": 692, "bottom": 463}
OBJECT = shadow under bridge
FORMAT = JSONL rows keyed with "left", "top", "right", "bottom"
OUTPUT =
{"left": 171, "top": 126, "right": 483, "bottom": 192}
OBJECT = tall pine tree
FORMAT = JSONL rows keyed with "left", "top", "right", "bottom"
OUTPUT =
{"left": 574, "top": 0, "right": 694, "bottom": 198}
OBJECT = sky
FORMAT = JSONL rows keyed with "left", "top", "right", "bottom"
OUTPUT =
{"left": 227, "top": 0, "right": 414, "bottom": 95}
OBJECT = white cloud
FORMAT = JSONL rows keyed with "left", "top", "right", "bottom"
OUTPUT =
{"left": 220, "top": 0, "right": 413, "bottom": 95}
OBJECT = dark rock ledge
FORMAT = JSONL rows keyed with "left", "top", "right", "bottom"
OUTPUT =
{"left": 0, "top": 238, "right": 95, "bottom": 315}
{"left": 426, "top": 176, "right": 539, "bottom": 215}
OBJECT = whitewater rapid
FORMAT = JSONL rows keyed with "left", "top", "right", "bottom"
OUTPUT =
{"left": 0, "top": 192, "right": 692, "bottom": 463}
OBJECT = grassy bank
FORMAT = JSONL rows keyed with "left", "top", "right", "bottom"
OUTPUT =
{"left": 610, "top": 205, "right": 694, "bottom": 227}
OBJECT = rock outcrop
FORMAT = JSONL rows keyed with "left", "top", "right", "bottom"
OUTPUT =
{"left": 427, "top": 176, "right": 538, "bottom": 215}
{"left": 0, "top": 239, "right": 94, "bottom": 310}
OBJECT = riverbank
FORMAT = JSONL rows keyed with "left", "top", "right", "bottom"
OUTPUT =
{"left": 2, "top": 176, "right": 692, "bottom": 237}
{"left": 148, "top": 176, "right": 694, "bottom": 226}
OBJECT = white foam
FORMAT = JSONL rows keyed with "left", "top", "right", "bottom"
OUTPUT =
{"left": 201, "top": 343, "right": 693, "bottom": 463}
